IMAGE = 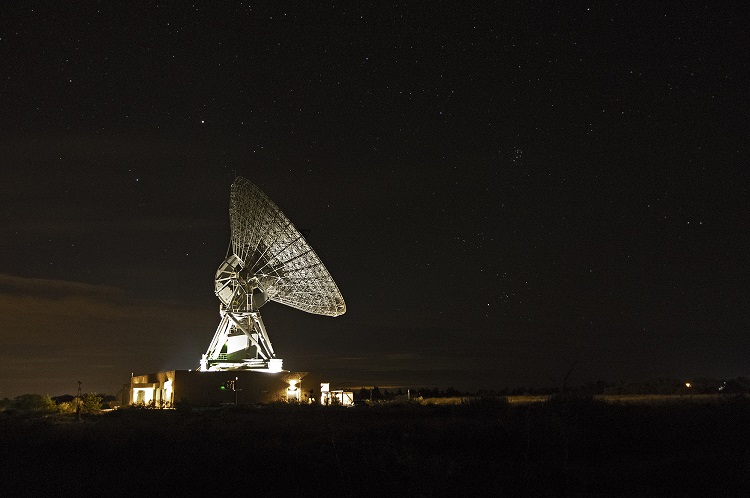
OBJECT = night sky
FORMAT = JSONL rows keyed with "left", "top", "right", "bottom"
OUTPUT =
{"left": 1, "top": 2, "right": 747, "bottom": 398}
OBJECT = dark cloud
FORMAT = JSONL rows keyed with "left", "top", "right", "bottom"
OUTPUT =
{"left": 0, "top": 273, "right": 214, "bottom": 397}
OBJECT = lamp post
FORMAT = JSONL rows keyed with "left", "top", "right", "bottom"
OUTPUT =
{"left": 76, "top": 381, "right": 82, "bottom": 421}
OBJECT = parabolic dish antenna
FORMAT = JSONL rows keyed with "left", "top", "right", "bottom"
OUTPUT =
{"left": 199, "top": 176, "right": 345, "bottom": 372}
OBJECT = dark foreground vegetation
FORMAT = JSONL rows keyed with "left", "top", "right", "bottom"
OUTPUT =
{"left": 3, "top": 395, "right": 750, "bottom": 496}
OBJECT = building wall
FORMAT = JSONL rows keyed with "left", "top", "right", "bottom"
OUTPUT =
{"left": 128, "top": 370, "right": 324, "bottom": 407}
{"left": 130, "top": 371, "right": 173, "bottom": 406}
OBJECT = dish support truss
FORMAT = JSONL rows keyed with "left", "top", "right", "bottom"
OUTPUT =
{"left": 200, "top": 310, "right": 282, "bottom": 372}
{"left": 228, "top": 177, "right": 346, "bottom": 317}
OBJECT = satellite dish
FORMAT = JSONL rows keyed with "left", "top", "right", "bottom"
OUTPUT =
{"left": 199, "top": 177, "right": 345, "bottom": 372}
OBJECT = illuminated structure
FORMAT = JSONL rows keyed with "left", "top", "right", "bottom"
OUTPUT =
{"left": 320, "top": 383, "right": 354, "bottom": 406}
{"left": 127, "top": 370, "right": 325, "bottom": 407}
{"left": 199, "top": 177, "right": 346, "bottom": 372}
{"left": 125, "top": 371, "right": 353, "bottom": 407}
{"left": 125, "top": 177, "right": 349, "bottom": 408}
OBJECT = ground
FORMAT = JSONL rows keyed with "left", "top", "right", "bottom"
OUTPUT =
{"left": 2, "top": 395, "right": 749, "bottom": 496}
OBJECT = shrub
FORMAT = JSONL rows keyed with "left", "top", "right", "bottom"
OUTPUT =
{"left": 12, "top": 394, "right": 57, "bottom": 413}
{"left": 82, "top": 393, "right": 103, "bottom": 414}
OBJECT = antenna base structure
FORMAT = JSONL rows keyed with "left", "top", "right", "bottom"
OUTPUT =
{"left": 198, "top": 177, "right": 345, "bottom": 373}
{"left": 200, "top": 253, "right": 282, "bottom": 372}
{"left": 201, "top": 309, "right": 283, "bottom": 372}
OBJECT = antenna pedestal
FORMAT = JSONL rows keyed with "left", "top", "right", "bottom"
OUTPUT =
{"left": 199, "top": 309, "right": 283, "bottom": 372}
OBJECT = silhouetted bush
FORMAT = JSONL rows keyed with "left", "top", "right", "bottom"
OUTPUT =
{"left": 9, "top": 394, "right": 57, "bottom": 414}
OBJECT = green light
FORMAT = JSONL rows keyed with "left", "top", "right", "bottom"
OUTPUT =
{"left": 220, "top": 386, "right": 226, "bottom": 390}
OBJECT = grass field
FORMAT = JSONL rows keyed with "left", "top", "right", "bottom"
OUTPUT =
{"left": 419, "top": 393, "right": 729, "bottom": 405}
{"left": 2, "top": 395, "right": 750, "bottom": 496}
